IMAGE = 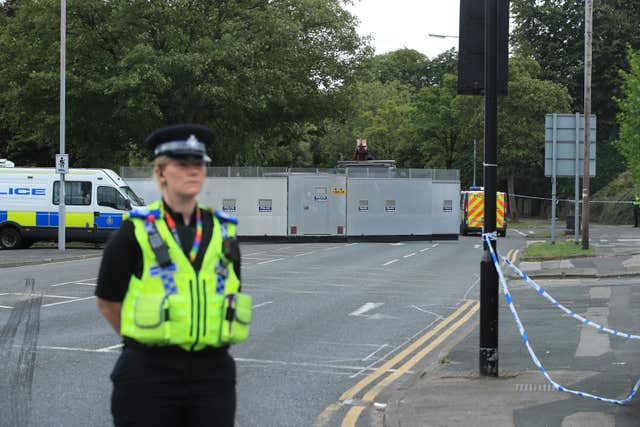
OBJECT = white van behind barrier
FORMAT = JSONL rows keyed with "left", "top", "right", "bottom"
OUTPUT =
{"left": 0, "top": 168, "right": 144, "bottom": 249}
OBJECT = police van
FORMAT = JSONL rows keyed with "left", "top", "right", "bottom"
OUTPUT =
{"left": 0, "top": 167, "right": 145, "bottom": 249}
{"left": 460, "top": 186, "right": 508, "bottom": 237}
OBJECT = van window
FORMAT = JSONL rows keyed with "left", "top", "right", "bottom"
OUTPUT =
{"left": 98, "top": 186, "right": 128, "bottom": 210}
{"left": 53, "top": 181, "right": 92, "bottom": 206}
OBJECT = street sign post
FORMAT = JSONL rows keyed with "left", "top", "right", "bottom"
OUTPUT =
{"left": 544, "top": 113, "right": 596, "bottom": 244}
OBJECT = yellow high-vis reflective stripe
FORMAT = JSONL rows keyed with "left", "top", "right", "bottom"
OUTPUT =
{"left": 66, "top": 212, "right": 93, "bottom": 228}
{"left": 7, "top": 211, "right": 36, "bottom": 226}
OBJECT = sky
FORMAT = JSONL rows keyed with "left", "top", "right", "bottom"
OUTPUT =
{"left": 345, "top": 0, "right": 460, "bottom": 59}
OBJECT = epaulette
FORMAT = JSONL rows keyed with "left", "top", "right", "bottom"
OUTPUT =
{"left": 214, "top": 209, "right": 239, "bottom": 225}
{"left": 125, "top": 207, "right": 161, "bottom": 221}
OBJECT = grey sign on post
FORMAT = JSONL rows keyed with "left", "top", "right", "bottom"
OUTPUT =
{"left": 544, "top": 113, "right": 596, "bottom": 244}
{"left": 544, "top": 114, "right": 596, "bottom": 177}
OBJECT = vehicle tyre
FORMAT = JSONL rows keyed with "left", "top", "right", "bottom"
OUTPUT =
{"left": 0, "top": 227, "right": 25, "bottom": 249}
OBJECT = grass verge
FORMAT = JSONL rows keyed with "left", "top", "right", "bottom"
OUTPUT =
{"left": 523, "top": 240, "right": 594, "bottom": 261}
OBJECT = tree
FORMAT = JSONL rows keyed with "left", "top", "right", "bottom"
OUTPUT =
{"left": 497, "top": 56, "right": 572, "bottom": 218}
{"left": 0, "top": 0, "right": 369, "bottom": 168}
{"left": 511, "top": 0, "right": 640, "bottom": 191}
{"left": 411, "top": 73, "right": 482, "bottom": 171}
{"left": 615, "top": 49, "right": 640, "bottom": 190}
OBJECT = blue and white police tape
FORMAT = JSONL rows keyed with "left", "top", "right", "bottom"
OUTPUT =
{"left": 482, "top": 234, "right": 640, "bottom": 405}
{"left": 500, "top": 254, "right": 640, "bottom": 340}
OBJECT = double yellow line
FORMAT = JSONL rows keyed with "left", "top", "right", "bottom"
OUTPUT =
{"left": 504, "top": 249, "right": 519, "bottom": 265}
{"left": 315, "top": 299, "right": 480, "bottom": 427}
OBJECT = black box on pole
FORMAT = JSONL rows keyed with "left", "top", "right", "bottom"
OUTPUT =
{"left": 458, "top": 0, "right": 510, "bottom": 95}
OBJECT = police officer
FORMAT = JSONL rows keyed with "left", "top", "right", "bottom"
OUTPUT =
{"left": 95, "top": 124, "right": 251, "bottom": 427}
{"left": 634, "top": 194, "right": 640, "bottom": 227}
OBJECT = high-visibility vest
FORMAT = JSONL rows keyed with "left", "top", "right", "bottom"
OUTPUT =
{"left": 465, "top": 191, "right": 506, "bottom": 229}
{"left": 634, "top": 195, "right": 640, "bottom": 207}
{"left": 120, "top": 200, "right": 251, "bottom": 351}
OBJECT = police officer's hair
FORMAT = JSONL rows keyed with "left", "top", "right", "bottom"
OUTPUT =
{"left": 153, "top": 155, "right": 171, "bottom": 189}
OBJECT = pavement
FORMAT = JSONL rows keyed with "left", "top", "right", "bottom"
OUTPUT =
{"left": 0, "top": 242, "right": 103, "bottom": 268}
{"left": 384, "top": 224, "right": 640, "bottom": 427}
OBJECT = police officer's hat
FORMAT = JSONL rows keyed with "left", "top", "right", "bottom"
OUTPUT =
{"left": 145, "top": 124, "right": 213, "bottom": 162}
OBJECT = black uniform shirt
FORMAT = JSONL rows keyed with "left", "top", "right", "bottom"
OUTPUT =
{"left": 96, "top": 201, "right": 240, "bottom": 302}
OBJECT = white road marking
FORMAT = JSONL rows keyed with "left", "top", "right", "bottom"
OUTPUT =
{"left": 390, "top": 243, "right": 405, "bottom": 246}
{"left": 0, "top": 305, "right": 13, "bottom": 309}
{"left": 600, "top": 239, "right": 608, "bottom": 242}
{"left": 257, "top": 258, "right": 286, "bottom": 265}
{"left": 322, "top": 246, "right": 339, "bottom": 251}
{"left": 382, "top": 259, "right": 399, "bottom": 266}
{"left": 409, "top": 305, "right": 444, "bottom": 319}
{"left": 74, "top": 282, "right": 97, "bottom": 287}
{"left": 361, "top": 344, "right": 391, "bottom": 362}
{"left": 350, "top": 302, "right": 384, "bottom": 317}
{"left": 7, "top": 293, "right": 77, "bottom": 299}
{"left": 474, "top": 244, "right": 481, "bottom": 249}
{"left": 51, "top": 277, "right": 98, "bottom": 287}
{"left": 512, "top": 228, "right": 527, "bottom": 237}
{"left": 38, "top": 345, "right": 116, "bottom": 353}
{"left": 345, "top": 243, "right": 359, "bottom": 246}
{"left": 294, "top": 252, "right": 315, "bottom": 257}
{"left": 95, "top": 343, "right": 124, "bottom": 352}
{"left": 619, "top": 238, "right": 640, "bottom": 242}
{"left": 234, "top": 357, "right": 414, "bottom": 375}
{"left": 432, "top": 243, "right": 439, "bottom": 248}
{"left": 42, "top": 296, "right": 96, "bottom": 307}
{"left": 419, "top": 248, "right": 430, "bottom": 253}
{"left": 403, "top": 252, "right": 416, "bottom": 258}
{"left": 253, "top": 301, "right": 274, "bottom": 309}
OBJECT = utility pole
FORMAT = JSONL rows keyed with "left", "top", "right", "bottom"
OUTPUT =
{"left": 479, "top": 0, "right": 499, "bottom": 377}
{"left": 473, "top": 139, "right": 477, "bottom": 187}
{"left": 581, "top": 0, "right": 592, "bottom": 250}
{"left": 58, "top": 0, "right": 66, "bottom": 251}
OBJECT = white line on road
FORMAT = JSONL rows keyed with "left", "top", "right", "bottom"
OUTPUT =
{"left": 512, "top": 228, "right": 527, "bottom": 237}
{"left": 350, "top": 302, "right": 384, "bottom": 317}
{"left": 345, "top": 243, "right": 359, "bottom": 246}
{"left": 409, "top": 305, "right": 444, "bottom": 319}
{"left": 0, "top": 305, "right": 13, "bottom": 309}
{"left": 382, "top": 259, "right": 399, "bottom": 266}
{"left": 322, "top": 246, "right": 339, "bottom": 251}
{"left": 253, "top": 301, "right": 274, "bottom": 309}
{"left": 38, "top": 345, "right": 117, "bottom": 353}
{"left": 361, "top": 344, "right": 391, "bottom": 362}
{"left": 294, "top": 252, "right": 315, "bottom": 257}
{"left": 403, "top": 253, "right": 416, "bottom": 258}
{"left": 473, "top": 244, "right": 481, "bottom": 249}
{"left": 95, "top": 343, "right": 124, "bottom": 352}
{"left": 74, "top": 282, "right": 97, "bottom": 287}
{"left": 419, "top": 248, "right": 430, "bottom": 253}
{"left": 234, "top": 357, "right": 414, "bottom": 375}
{"left": 42, "top": 296, "right": 96, "bottom": 307}
{"left": 51, "top": 277, "right": 98, "bottom": 287}
{"left": 390, "top": 243, "right": 405, "bottom": 246}
{"left": 257, "top": 258, "right": 286, "bottom": 265}
{"left": 432, "top": 243, "right": 439, "bottom": 248}
{"left": 619, "top": 239, "right": 640, "bottom": 242}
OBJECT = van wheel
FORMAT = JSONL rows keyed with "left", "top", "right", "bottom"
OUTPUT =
{"left": 0, "top": 227, "right": 24, "bottom": 249}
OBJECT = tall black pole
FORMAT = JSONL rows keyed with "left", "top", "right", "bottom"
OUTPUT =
{"left": 479, "top": 0, "right": 499, "bottom": 377}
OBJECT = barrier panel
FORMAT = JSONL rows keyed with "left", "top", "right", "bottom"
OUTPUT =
{"left": 346, "top": 178, "right": 432, "bottom": 236}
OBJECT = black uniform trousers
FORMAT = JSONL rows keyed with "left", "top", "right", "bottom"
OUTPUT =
{"left": 635, "top": 205, "right": 640, "bottom": 227}
{"left": 111, "top": 345, "right": 236, "bottom": 427}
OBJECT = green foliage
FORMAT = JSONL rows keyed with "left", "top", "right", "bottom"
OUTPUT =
{"left": 511, "top": 0, "right": 640, "bottom": 191}
{"left": 0, "top": 0, "right": 369, "bottom": 168}
{"left": 523, "top": 241, "right": 594, "bottom": 261}
{"left": 590, "top": 171, "right": 635, "bottom": 225}
{"left": 616, "top": 49, "right": 640, "bottom": 189}
{"left": 498, "top": 56, "right": 572, "bottom": 182}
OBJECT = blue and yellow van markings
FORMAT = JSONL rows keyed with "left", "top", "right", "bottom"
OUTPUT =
{"left": 0, "top": 211, "right": 123, "bottom": 229}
